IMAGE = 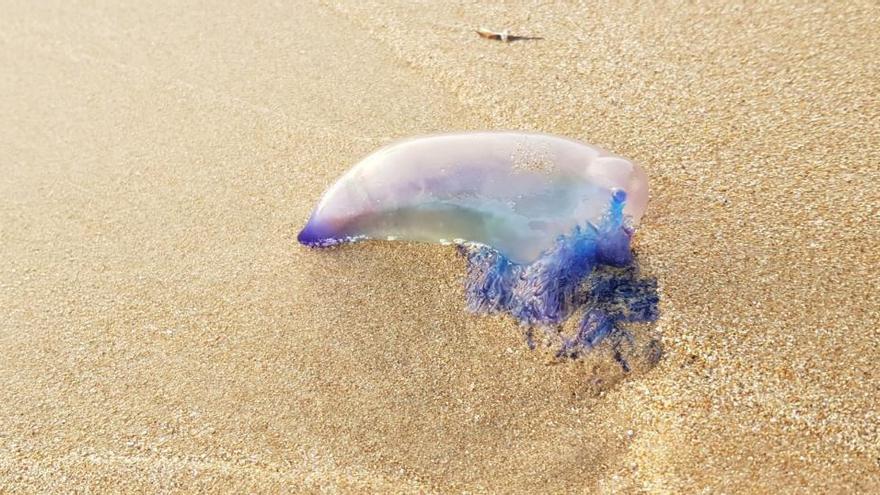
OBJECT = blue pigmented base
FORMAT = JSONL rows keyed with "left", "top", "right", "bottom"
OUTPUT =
{"left": 459, "top": 193, "right": 659, "bottom": 366}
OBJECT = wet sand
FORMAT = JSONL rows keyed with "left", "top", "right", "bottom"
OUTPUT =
{"left": 1, "top": 1, "right": 878, "bottom": 492}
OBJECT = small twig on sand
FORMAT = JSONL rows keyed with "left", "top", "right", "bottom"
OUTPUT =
{"left": 476, "top": 27, "right": 543, "bottom": 42}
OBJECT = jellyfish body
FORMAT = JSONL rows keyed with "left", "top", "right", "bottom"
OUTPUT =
{"left": 298, "top": 132, "right": 658, "bottom": 361}
{"left": 297, "top": 132, "right": 648, "bottom": 264}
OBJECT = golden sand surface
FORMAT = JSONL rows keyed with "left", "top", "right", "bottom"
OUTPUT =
{"left": 1, "top": 0, "right": 878, "bottom": 492}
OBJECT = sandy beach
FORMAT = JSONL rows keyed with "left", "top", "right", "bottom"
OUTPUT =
{"left": 1, "top": 0, "right": 878, "bottom": 492}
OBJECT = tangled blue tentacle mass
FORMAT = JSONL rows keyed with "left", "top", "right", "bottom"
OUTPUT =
{"left": 458, "top": 191, "right": 659, "bottom": 365}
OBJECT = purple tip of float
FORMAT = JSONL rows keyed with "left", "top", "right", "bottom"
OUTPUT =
{"left": 296, "top": 218, "right": 319, "bottom": 245}
{"left": 297, "top": 217, "right": 337, "bottom": 247}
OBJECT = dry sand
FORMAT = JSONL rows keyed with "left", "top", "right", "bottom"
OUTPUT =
{"left": 1, "top": 0, "right": 878, "bottom": 492}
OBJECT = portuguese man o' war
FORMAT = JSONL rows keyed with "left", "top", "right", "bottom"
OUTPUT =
{"left": 298, "top": 132, "right": 659, "bottom": 368}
